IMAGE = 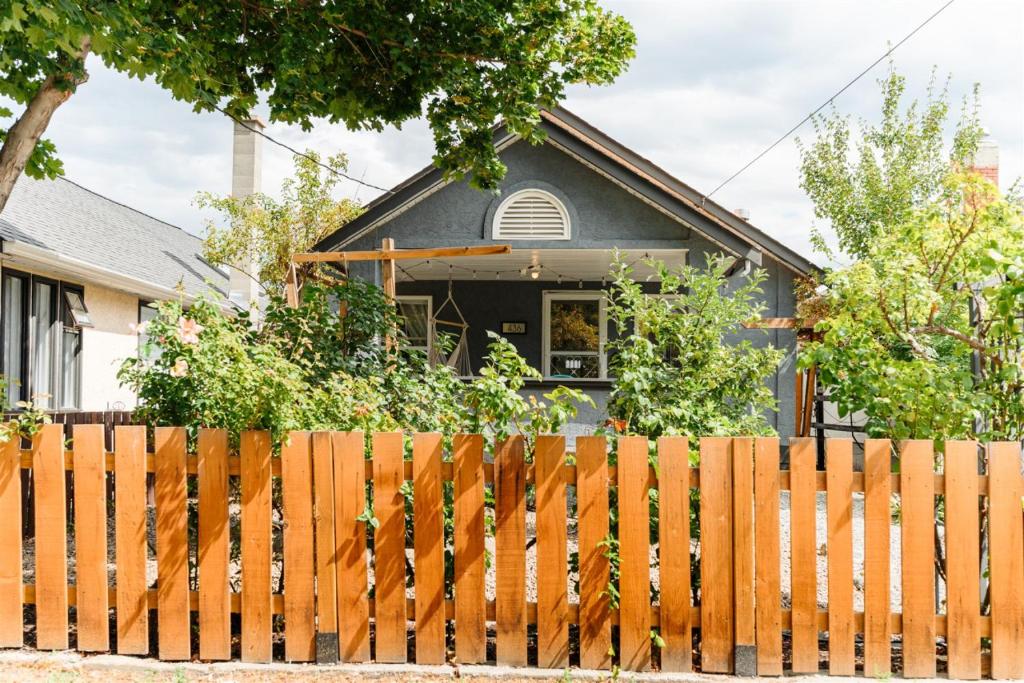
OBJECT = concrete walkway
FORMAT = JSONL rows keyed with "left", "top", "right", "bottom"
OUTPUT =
{"left": 0, "top": 650, "right": 934, "bottom": 682}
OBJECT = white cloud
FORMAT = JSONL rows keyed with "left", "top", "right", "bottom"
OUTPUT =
{"left": 6, "top": 0, "right": 1021, "bottom": 264}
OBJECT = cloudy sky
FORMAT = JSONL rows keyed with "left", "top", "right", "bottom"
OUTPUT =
{"left": 18, "top": 0, "right": 1024, "bottom": 264}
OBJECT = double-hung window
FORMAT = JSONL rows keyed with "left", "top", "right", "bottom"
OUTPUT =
{"left": 542, "top": 292, "right": 607, "bottom": 379}
{"left": 1, "top": 269, "right": 90, "bottom": 409}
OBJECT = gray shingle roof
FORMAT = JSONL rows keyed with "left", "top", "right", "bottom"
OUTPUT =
{"left": 0, "top": 176, "right": 227, "bottom": 296}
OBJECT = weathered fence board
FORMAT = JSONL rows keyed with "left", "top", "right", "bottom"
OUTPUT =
{"left": 658, "top": 436, "right": 691, "bottom": 672}
{"left": 334, "top": 431, "right": 370, "bottom": 662}
{"left": 412, "top": 432, "right": 446, "bottom": 665}
{"left": 73, "top": 424, "right": 109, "bottom": 652}
{"left": 789, "top": 437, "right": 818, "bottom": 673}
{"left": 35, "top": 423, "right": 68, "bottom": 650}
{"left": 372, "top": 432, "right": 407, "bottom": 663}
{"left": 988, "top": 441, "right": 1024, "bottom": 680}
{"left": 494, "top": 435, "right": 527, "bottom": 667}
{"left": 901, "top": 440, "right": 937, "bottom": 678}
{"left": 2, "top": 426, "right": 1021, "bottom": 680}
{"left": 154, "top": 426, "right": 190, "bottom": 661}
{"left": 536, "top": 434, "right": 569, "bottom": 669}
{"left": 114, "top": 425, "right": 149, "bottom": 654}
{"left": 825, "top": 439, "right": 854, "bottom": 675}
{"left": 311, "top": 431, "right": 339, "bottom": 662}
{"left": 862, "top": 439, "right": 892, "bottom": 677}
{"left": 0, "top": 430, "right": 21, "bottom": 648}
{"left": 618, "top": 435, "right": 651, "bottom": 672}
{"left": 753, "top": 437, "right": 781, "bottom": 676}
{"left": 241, "top": 430, "right": 273, "bottom": 663}
{"left": 700, "top": 436, "right": 734, "bottom": 673}
{"left": 281, "top": 431, "right": 316, "bottom": 663}
{"left": 198, "top": 428, "right": 231, "bottom": 661}
{"left": 944, "top": 440, "right": 981, "bottom": 680}
{"left": 454, "top": 433, "right": 486, "bottom": 663}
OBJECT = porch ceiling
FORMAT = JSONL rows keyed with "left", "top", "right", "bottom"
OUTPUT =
{"left": 395, "top": 248, "right": 688, "bottom": 283}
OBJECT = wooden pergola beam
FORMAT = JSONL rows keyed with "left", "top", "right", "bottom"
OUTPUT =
{"left": 741, "top": 317, "right": 799, "bottom": 329}
{"left": 292, "top": 244, "right": 512, "bottom": 264}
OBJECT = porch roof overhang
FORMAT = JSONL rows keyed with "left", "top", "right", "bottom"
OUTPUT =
{"left": 395, "top": 248, "right": 687, "bottom": 283}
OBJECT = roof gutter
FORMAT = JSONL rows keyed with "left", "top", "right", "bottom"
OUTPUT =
{"left": 0, "top": 239, "right": 224, "bottom": 306}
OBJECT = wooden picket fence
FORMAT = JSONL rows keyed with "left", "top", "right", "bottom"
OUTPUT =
{"left": 0, "top": 423, "right": 1022, "bottom": 678}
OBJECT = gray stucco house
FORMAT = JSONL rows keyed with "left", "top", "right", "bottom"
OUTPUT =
{"left": 314, "top": 108, "right": 818, "bottom": 440}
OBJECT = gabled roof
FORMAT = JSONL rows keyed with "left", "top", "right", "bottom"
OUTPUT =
{"left": 314, "top": 107, "right": 820, "bottom": 276}
{"left": 0, "top": 175, "right": 228, "bottom": 297}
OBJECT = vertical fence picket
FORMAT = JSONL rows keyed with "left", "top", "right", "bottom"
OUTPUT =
{"left": 699, "top": 436, "right": 733, "bottom": 673}
{"left": 412, "top": 433, "right": 446, "bottom": 665}
{"left": 73, "top": 424, "right": 109, "bottom": 652}
{"left": 619, "top": 435, "right": 651, "bottom": 671}
{"left": 34, "top": 423, "right": 68, "bottom": 650}
{"left": 732, "top": 437, "right": 755, "bottom": 675}
{"left": 372, "top": 432, "right": 407, "bottom": 663}
{"left": 658, "top": 436, "right": 691, "bottom": 672}
{"left": 494, "top": 435, "right": 527, "bottom": 666}
{"left": 454, "top": 433, "right": 486, "bottom": 663}
{"left": 13, "top": 422, "right": 1018, "bottom": 676}
{"left": 753, "top": 437, "right": 781, "bottom": 675}
{"left": 988, "top": 441, "right": 1024, "bottom": 680}
{"left": 241, "top": 431, "right": 273, "bottom": 663}
{"left": 154, "top": 426, "right": 190, "bottom": 661}
{"left": 281, "top": 432, "right": 316, "bottom": 663}
{"left": 788, "top": 437, "right": 818, "bottom": 673}
{"left": 536, "top": 434, "right": 568, "bottom": 668}
{"left": 862, "top": 439, "right": 892, "bottom": 677}
{"left": 576, "top": 435, "right": 611, "bottom": 670}
{"left": 312, "top": 431, "right": 339, "bottom": 662}
{"left": 197, "top": 428, "right": 230, "bottom": 661}
{"left": 334, "top": 431, "right": 370, "bottom": 662}
{"left": 944, "top": 440, "right": 980, "bottom": 680}
{"left": 0, "top": 428, "right": 21, "bottom": 647}
{"left": 900, "top": 440, "right": 936, "bottom": 678}
{"left": 825, "top": 439, "right": 854, "bottom": 675}
{"left": 115, "top": 425, "right": 149, "bottom": 654}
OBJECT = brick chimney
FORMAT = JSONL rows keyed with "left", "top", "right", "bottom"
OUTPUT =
{"left": 972, "top": 132, "right": 999, "bottom": 187}
{"left": 228, "top": 117, "right": 265, "bottom": 310}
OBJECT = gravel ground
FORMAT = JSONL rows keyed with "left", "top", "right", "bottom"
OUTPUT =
{"left": 779, "top": 491, "right": 904, "bottom": 612}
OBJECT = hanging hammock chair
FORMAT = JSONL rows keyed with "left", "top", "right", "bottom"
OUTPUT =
{"left": 429, "top": 275, "right": 473, "bottom": 376}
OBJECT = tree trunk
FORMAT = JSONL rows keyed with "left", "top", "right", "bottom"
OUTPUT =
{"left": 0, "top": 38, "right": 90, "bottom": 214}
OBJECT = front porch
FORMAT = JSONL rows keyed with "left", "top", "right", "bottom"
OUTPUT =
{"left": 393, "top": 247, "right": 686, "bottom": 379}
{"left": 390, "top": 248, "right": 685, "bottom": 434}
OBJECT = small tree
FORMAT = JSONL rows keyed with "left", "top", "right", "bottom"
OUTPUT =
{"left": 797, "top": 66, "right": 984, "bottom": 259}
{"left": 800, "top": 173, "right": 1024, "bottom": 442}
{"left": 197, "top": 152, "right": 362, "bottom": 294}
{"left": 605, "top": 255, "right": 784, "bottom": 439}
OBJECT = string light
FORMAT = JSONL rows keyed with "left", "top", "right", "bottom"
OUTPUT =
{"left": 393, "top": 252, "right": 650, "bottom": 287}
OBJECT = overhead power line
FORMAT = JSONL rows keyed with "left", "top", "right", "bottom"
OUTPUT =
{"left": 704, "top": 0, "right": 957, "bottom": 201}
{"left": 217, "top": 106, "right": 395, "bottom": 195}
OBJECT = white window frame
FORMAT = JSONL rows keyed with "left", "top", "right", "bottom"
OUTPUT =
{"left": 542, "top": 291, "right": 607, "bottom": 380}
{"left": 492, "top": 188, "right": 572, "bottom": 241}
{"left": 396, "top": 295, "right": 432, "bottom": 357}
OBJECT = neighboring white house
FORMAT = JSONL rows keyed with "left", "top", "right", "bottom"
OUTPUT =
{"left": 0, "top": 119, "right": 264, "bottom": 413}
{"left": 0, "top": 175, "right": 230, "bottom": 411}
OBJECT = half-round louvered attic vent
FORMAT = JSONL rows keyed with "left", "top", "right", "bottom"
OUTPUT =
{"left": 492, "top": 189, "right": 571, "bottom": 240}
